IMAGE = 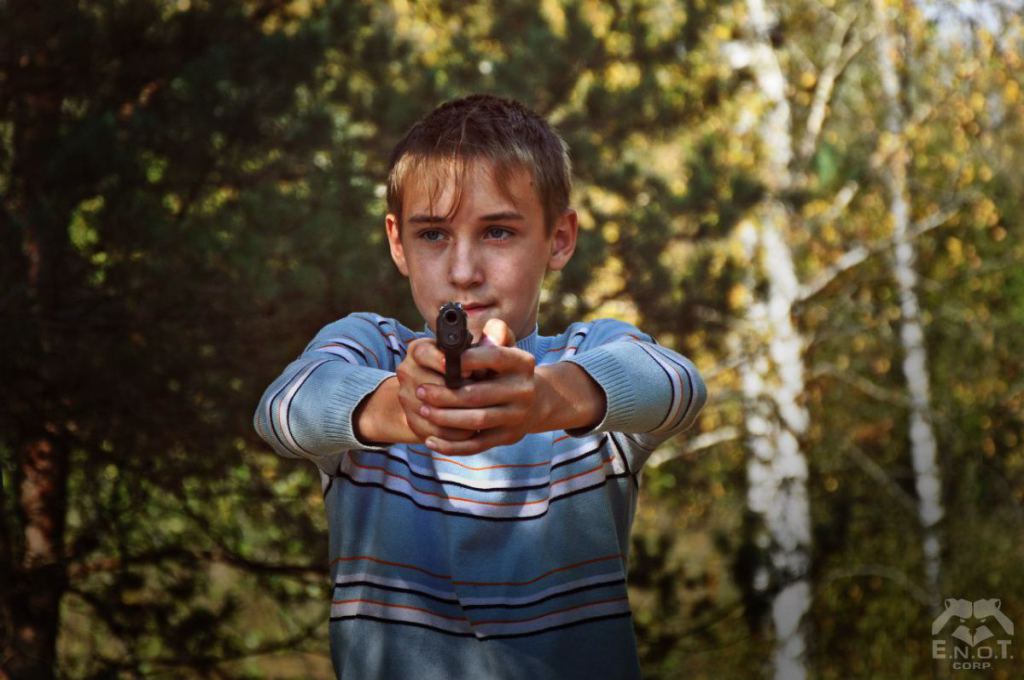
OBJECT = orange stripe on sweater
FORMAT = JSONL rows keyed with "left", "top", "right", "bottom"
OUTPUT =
{"left": 313, "top": 336, "right": 381, "bottom": 367}
{"left": 330, "top": 555, "right": 451, "bottom": 580}
{"left": 404, "top": 446, "right": 551, "bottom": 470}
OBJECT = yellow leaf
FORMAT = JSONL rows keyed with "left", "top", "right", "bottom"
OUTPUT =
{"left": 946, "top": 237, "right": 963, "bottom": 264}
{"left": 540, "top": 0, "right": 566, "bottom": 38}
{"left": 1006, "top": 80, "right": 1021, "bottom": 103}
{"left": 727, "top": 284, "right": 748, "bottom": 310}
{"left": 605, "top": 62, "right": 641, "bottom": 91}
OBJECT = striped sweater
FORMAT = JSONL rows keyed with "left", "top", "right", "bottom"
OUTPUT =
{"left": 253, "top": 312, "right": 706, "bottom": 679}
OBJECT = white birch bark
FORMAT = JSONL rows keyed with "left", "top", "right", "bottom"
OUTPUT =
{"left": 873, "top": 0, "right": 945, "bottom": 597}
{"left": 726, "top": 1, "right": 813, "bottom": 678}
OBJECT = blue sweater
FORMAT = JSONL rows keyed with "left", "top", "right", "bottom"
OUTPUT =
{"left": 254, "top": 313, "right": 706, "bottom": 679}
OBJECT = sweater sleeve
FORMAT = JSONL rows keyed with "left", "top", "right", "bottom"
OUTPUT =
{"left": 253, "top": 312, "right": 401, "bottom": 474}
{"left": 560, "top": 318, "right": 706, "bottom": 451}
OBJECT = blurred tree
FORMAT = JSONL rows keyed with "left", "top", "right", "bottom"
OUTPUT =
{"left": 0, "top": 0, "right": 392, "bottom": 675}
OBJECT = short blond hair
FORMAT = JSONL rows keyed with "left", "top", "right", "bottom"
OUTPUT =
{"left": 386, "top": 94, "right": 572, "bottom": 235}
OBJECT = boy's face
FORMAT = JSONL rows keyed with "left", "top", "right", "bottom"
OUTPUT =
{"left": 385, "top": 159, "right": 577, "bottom": 343}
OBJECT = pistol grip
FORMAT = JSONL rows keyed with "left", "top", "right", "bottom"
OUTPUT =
{"left": 444, "top": 352, "right": 462, "bottom": 389}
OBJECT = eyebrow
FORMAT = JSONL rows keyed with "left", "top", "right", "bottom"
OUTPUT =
{"left": 406, "top": 211, "right": 525, "bottom": 224}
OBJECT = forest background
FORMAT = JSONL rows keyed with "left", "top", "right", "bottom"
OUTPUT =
{"left": 2, "top": 0, "right": 1023, "bottom": 678}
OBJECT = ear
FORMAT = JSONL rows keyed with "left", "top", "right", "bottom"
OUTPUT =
{"left": 385, "top": 214, "right": 409, "bottom": 277}
{"left": 547, "top": 208, "right": 578, "bottom": 272}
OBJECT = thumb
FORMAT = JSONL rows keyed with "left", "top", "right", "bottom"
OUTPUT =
{"left": 478, "top": 318, "right": 516, "bottom": 348}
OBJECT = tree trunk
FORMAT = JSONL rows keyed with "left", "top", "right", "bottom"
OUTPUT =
{"left": 3, "top": 437, "right": 70, "bottom": 680}
{"left": 730, "top": 1, "right": 815, "bottom": 678}
{"left": 873, "top": 0, "right": 944, "bottom": 601}
{"left": 2, "top": 7, "right": 74, "bottom": 673}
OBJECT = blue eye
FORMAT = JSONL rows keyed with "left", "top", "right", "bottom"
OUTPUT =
{"left": 486, "top": 226, "right": 513, "bottom": 240}
{"left": 417, "top": 227, "right": 511, "bottom": 242}
{"left": 419, "top": 229, "right": 445, "bottom": 242}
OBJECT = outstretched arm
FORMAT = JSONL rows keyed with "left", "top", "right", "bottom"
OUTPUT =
{"left": 560, "top": 318, "right": 706, "bottom": 445}
{"left": 253, "top": 313, "right": 399, "bottom": 473}
{"left": 254, "top": 312, "right": 479, "bottom": 474}
{"left": 416, "top": 318, "right": 705, "bottom": 458}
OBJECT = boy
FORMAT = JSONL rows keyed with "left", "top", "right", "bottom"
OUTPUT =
{"left": 253, "top": 94, "right": 706, "bottom": 679}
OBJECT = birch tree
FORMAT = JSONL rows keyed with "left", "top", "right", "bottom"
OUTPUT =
{"left": 723, "top": 2, "right": 877, "bottom": 677}
{"left": 872, "top": 0, "right": 945, "bottom": 602}
{"left": 725, "top": 2, "right": 814, "bottom": 677}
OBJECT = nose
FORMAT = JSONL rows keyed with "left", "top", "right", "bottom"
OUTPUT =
{"left": 447, "top": 238, "right": 483, "bottom": 288}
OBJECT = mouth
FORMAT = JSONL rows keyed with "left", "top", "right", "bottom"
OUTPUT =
{"left": 461, "top": 303, "right": 493, "bottom": 315}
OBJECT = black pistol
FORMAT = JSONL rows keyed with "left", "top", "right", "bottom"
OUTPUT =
{"left": 436, "top": 302, "right": 473, "bottom": 389}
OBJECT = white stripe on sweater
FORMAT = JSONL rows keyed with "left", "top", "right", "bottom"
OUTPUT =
{"left": 369, "top": 434, "right": 610, "bottom": 489}
{"left": 631, "top": 342, "right": 685, "bottom": 434}
{"left": 274, "top": 359, "right": 331, "bottom": 457}
{"left": 338, "top": 449, "right": 625, "bottom": 519}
